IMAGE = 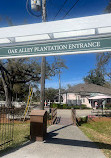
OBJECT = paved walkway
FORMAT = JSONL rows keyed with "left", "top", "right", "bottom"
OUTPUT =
{"left": 1, "top": 110, "right": 106, "bottom": 158}
{"left": 57, "top": 109, "right": 73, "bottom": 125}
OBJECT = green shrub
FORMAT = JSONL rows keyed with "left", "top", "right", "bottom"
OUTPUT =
{"left": 51, "top": 103, "right": 58, "bottom": 108}
{"left": 51, "top": 103, "right": 90, "bottom": 109}
{"left": 81, "top": 104, "right": 87, "bottom": 109}
{"left": 77, "top": 116, "right": 88, "bottom": 126}
{"left": 58, "top": 104, "right": 63, "bottom": 109}
{"left": 72, "top": 105, "right": 80, "bottom": 109}
{"left": 72, "top": 104, "right": 90, "bottom": 109}
{"left": 51, "top": 103, "right": 63, "bottom": 109}
{"left": 62, "top": 104, "right": 68, "bottom": 109}
{"left": 66, "top": 106, "right": 72, "bottom": 109}
{"left": 105, "top": 103, "right": 111, "bottom": 109}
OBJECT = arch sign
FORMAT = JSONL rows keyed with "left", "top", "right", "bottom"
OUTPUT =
{"left": 0, "top": 36, "right": 111, "bottom": 59}
{"left": 0, "top": 13, "right": 111, "bottom": 59}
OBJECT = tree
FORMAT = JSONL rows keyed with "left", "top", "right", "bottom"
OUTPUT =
{"left": 13, "top": 83, "right": 30, "bottom": 101}
{"left": 96, "top": 53, "right": 111, "bottom": 81}
{"left": 84, "top": 69, "right": 106, "bottom": 86}
{"left": 105, "top": 0, "right": 111, "bottom": 13}
{"left": 67, "top": 84, "right": 73, "bottom": 89}
{"left": 84, "top": 50, "right": 111, "bottom": 87}
{"left": 45, "top": 88, "right": 59, "bottom": 102}
{"left": 0, "top": 57, "right": 67, "bottom": 106}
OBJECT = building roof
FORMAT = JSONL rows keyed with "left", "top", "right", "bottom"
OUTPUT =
{"left": 89, "top": 94, "right": 111, "bottom": 100}
{"left": 63, "top": 83, "right": 111, "bottom": 95}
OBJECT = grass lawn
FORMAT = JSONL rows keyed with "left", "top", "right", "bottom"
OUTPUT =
{"left": 13, "top": 122, "right": 30, "bottom": 146}
{"left": 0, "top": 122, "right": 30, "bottom": 154}
{"left": 79, "top": 117, "right": 111, "bottom": 158}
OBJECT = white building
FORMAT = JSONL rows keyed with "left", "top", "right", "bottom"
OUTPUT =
{"left": 54, "top": 83, "right": 111, "bottom": 108}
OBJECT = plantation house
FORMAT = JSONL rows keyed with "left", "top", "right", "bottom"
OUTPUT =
{"left": 54, "top": 83, "right": 111, "bottom": 108}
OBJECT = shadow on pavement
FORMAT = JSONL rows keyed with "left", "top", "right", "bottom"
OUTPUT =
{"left": 55, "top": 117, "right": 61, "bottom": 124}
{"left": 0, "top": 140, "right": 34, "bottom": 157}
{"left": 48, "top": 123, "right": 73, "bottom": 133}
{"left": 45, "top": 136, "right": 111, "bottom": 150}
{"left": 46, "top": 125, "right": 111, "bottom": 151}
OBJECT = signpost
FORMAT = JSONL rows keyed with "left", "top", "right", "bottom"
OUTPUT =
{"left": 0, "top": 36, "right": 111, "bottom": 59}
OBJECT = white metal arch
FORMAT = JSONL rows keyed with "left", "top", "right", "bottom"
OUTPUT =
{"left": 0, "top": 13, "right": 111, "bottom": 59}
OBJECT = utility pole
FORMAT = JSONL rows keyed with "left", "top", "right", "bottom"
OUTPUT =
{"left": 40, "top": 0, "right": 46, "bottom": 110}
{"left": 27, "top": 0, "right": 47, "bottom": 110}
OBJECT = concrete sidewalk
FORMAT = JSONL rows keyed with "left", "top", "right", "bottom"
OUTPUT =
{"left": 1, "top": 109, "right": 106, "bottom": 158}
{"left": 1, "top": 124, "right": 106, "bottom": 158}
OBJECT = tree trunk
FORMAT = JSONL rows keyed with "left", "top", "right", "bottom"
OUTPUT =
{"left": 1, "top": 67, "right": 12, "bottom": 107}
{"left": 3, "top": 84, "right": 12, "bottom": 107}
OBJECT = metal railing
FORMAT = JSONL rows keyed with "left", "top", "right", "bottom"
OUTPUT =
{"left": 91, "top": 109, "right": 111, "bottom": 117}
{"left": 0, "top": 104, "right": 14, "bottom": 150}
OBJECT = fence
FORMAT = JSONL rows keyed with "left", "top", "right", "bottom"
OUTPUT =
{"left": 72, "top": 108, "right": 76, "bottom": 126}
{"left": 91, "top": 109, "right": 111, "bottom": 117}
{"left": 0, "top": 104, "right": 14, "bottom": 150}
{"left": 51, "top": 108, "right": 57, "bottom": 125}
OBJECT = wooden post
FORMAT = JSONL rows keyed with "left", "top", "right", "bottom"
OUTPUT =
{"left": 72, "top": 109, "right": 76, "bottom": 126}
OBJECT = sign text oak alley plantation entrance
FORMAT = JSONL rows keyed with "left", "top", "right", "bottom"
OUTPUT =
{"left": 0, "top": 36, "right": 111, "bottom": 59}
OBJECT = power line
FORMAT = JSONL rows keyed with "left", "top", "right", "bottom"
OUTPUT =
{"left": 47, "top": 0, "right": 61, "bottom": 9}
{"left": 53, "top": 0, "right": 69, "bottom": 20}
{"left": 62, "top": 0, "right": 80, "bottom": 19}
{"left": 47, "top": 0, "right": 67, "bottom": 21}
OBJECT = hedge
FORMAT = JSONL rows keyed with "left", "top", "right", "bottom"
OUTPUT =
{"left": 105, "top": 103, "right": 111, "bottom": 109}
{"left": 51, "top": 103, "right": 90, "bottom": 109}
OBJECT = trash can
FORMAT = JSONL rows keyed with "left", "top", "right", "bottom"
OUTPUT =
{"left": 30, "top": 110, "right": 47, "bottom": 141}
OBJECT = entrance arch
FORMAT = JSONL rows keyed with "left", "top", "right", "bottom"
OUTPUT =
{"left": 0, "top": 13, "right": 111, "bottom": 59}
{"left": 0, "top": 13, "right": 111, "bottom": 149}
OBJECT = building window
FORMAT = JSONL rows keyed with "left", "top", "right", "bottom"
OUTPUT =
{"left": 107, "top": 98, "right": 111, "bottom": 103}
{"left": 81, "top": 98, "right": 85, "bottom": 103}
{"left": 78, "top": 96, "right": 80, "bottom": 100}
{"left": 83, "top": 98, "right": 85, "bottom": 103}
